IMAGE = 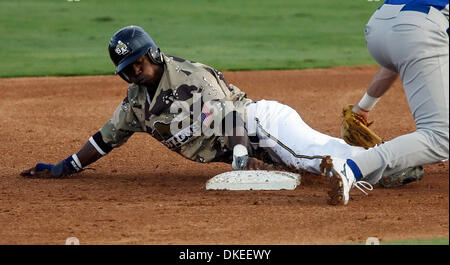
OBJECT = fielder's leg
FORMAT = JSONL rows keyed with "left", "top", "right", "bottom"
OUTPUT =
{"left": 326, "top": 6, "right": 448, "bottom": 205}
{"left": 353, "top": 7, "right": 449, "bottom": 185}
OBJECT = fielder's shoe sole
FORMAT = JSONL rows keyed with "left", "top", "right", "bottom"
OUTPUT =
{"left": 327, "top": 158, "right": 353, "bottom": 206}
{"left": 328, "top": 173, "right": 345, "bottom": 205}
{"left": 327, "top": 158, "right": 373, "bottom": 206}
{"left": 379, "top": 166, "right": 424, "bottom": 188}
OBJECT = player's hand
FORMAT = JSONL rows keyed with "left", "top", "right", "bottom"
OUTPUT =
{"left": 352, "top": 104, "right": 369, "bottom": 121}
{"left": 246, "top": 158, "right": 288, "bottom": 171}
{"left": 245, "top": 157, "right": 268, "bottom": 170}
{"left": 341, "top": 104, "right": 382, "bottom": 149}
{"left": 20, "top": 163, "right": 55, "bottom": 178}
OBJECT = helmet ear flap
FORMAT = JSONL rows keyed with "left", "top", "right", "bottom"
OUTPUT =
{"left": 118, "top": 71, "right": 132, "bottom": 83}
{"left": 147, "top": 47, "right": 163, "bottom": 65}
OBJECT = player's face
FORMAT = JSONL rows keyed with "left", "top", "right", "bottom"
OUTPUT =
{"left": 122, "top": 55, "right": 162, "bottom": 87}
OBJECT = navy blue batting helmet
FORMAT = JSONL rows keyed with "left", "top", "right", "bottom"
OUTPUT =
{"left": 108, "top": 25, "right": 162, "bottom": 83}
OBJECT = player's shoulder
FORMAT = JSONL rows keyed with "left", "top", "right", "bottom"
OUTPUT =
{"left": 126, "top": 83, "right": 141, "bottom": 97}
{"left": 161, "top": 53, "right": 227, "bottom": 100}
{"left": 163, "top": 53, "right": 219, "bottom": 81}
{"left": 122, "top": 82, "right": 147, "bottom": 108}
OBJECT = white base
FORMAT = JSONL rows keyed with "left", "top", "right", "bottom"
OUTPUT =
{"left": 205, "top": 170, "right": 301, "bottom": 191}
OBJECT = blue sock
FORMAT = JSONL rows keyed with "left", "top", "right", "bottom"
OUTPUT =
{"left": 346, "top": 159, "right": 363, "bottom": 180}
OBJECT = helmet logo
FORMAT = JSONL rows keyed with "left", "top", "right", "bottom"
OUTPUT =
{"left": 115, "top": 40, "right": 129, "bottom": 55}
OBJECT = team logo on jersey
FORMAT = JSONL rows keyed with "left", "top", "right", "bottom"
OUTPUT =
{"left": 115, "top": 40, "right": 129, "bottom": 55}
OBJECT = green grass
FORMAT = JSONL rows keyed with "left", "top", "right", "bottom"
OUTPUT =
{"left": 0, "top": 0, "right": 382, "bottom": 77}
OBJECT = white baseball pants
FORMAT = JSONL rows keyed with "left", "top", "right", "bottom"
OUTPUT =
{"left": 245, "top": 100, "right": 365, "bottom": 175}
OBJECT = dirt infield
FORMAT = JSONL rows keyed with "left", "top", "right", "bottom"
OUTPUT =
{"left": 0, "top": 66, "right": 448, "bottom": 244}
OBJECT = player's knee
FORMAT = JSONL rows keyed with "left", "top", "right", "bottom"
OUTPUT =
{"left": 436, "top": 119, "right": 449, "bottom": 158}
{"left": 437, "top": 133, "right": 450, "bottom": 160}
{"left": 418, "top": 127, "right": 449, "bottom": 161}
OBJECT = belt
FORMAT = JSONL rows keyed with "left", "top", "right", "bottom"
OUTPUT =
{"left": 378, "top": 3, "right": 449, "bottom": 35}
{"left": 378, "top": 3, "right": 431, "bottom": 14}
{"left": 400, "top": 4, "right": 431, "bottom": 14}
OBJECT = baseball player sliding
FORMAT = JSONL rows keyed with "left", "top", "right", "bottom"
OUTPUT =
{"left": 21, "top": 26, "right": 422, "bottom": 204}
{"left": 330, "top": 0, "right": 449, "bottom": 205}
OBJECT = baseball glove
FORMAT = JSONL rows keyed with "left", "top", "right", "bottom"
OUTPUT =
{"left": 341, "top": 104, "right": 382, "bottom": 149}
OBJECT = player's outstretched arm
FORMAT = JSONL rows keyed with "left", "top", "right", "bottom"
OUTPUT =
{"left": 353, "top": 67, "right": 398, "bottom": 119}
{"left": 340, "top": 67, "right": 396, "bottom": 149}
{"left": 20, "top": 132, "right": 111, "bottom": 178}
{"left": 225, "top": 111, "right": 267, "bottom": 170}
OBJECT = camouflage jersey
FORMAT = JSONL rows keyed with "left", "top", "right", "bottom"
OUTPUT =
{"left": 97, "top": 53, "right": 253, "bottom": 163}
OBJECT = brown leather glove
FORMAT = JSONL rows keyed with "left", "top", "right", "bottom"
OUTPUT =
{"left": 341, "top": 104, "right": 382, "bottom": 149}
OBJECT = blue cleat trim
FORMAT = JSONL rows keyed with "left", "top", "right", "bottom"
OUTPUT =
{"left": 346, "top": 159, "right": 363, "bottom": 180}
